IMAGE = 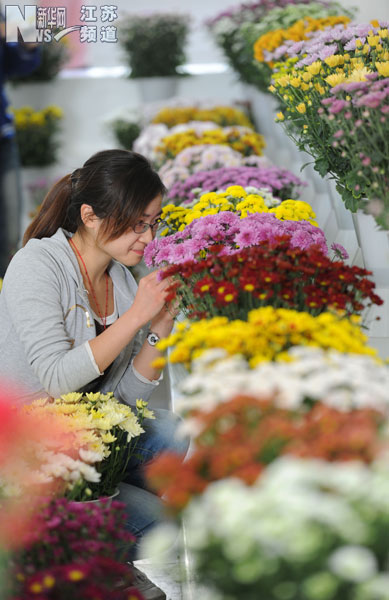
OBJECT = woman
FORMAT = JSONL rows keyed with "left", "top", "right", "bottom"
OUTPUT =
{"left": 0, "top": 149, "right": 188, "bottom": 597}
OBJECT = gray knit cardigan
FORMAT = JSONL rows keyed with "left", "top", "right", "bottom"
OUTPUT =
{"left": 0, "top": 228, "right": 160, "bottom": 404}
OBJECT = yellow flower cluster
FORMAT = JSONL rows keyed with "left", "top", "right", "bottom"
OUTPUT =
{"left": 254, "top": 15, "right": 351, "bottom": 64}
{"left": 155, "top": 307, "right": 377, "bottom": 370}
{"left": 271, "top": 28, "right": 389, "bottom": 120}
{"left": 160, "top": 186, "right": 317, "bottom": 234}
{"left": 157, "top": 128, "right": 265, "bottom": 162}
{"left": 25, "top": 391, "right": 153, "bottom": 457}
{"left": 152, "top": 105, "right": 254, "bottom": 129}
{"left": 11, "top": 105, "right": 64, "bottom": 129}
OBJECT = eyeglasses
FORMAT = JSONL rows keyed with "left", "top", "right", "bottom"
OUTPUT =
{"left": 132, "top": 217, "right": 166, "bottom": 234}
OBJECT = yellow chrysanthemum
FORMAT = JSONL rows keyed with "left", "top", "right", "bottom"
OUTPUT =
{"left": 152, "top": 106, "right": 253, "bottom": 129}
{"left": 376, "top": 61, "right": 389, "bottom": 77}
{"left": 157, "top": 308, "right": 376, "bottom": 370}
{"left": 157, "top": 128, "right": 265, "bottom": 162}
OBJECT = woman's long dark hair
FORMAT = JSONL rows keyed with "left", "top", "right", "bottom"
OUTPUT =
{"left": 23, "top": 149, "right": 166, "bottom": 245}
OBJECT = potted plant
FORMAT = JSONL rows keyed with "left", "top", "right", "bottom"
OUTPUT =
{"left": 11, "top": 105, "right": 63, "bottom": 167}
{"left": 119, "top": 12, "right": 190, "bottom": 102}
{"left": 23, "top": 392, "right": 155, "bottom": 502}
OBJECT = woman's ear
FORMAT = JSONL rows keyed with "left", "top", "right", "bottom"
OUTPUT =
{"left": 80, "top": 204, "right": 99, "bottom": 230}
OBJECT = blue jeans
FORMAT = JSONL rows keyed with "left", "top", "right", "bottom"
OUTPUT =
{"left": 117, "top": 408, "right": 189, "bottom": 560}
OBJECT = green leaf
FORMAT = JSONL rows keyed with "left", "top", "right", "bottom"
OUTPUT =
{"left": 340, "top": 186, "right": 360, "bottom": 212}
{"left": 300, "top": 160, "right": 313, "bottom": 172}
{"left": 313, "top": 158, "right": 329, "bottom": 178}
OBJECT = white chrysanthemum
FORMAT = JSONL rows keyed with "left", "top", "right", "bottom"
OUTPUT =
{"left": 175, "top": 346, "right": 389, "bottom": 418}
{"left": 181, "top": 457, "right": 389, "bottom": 580}
{"left": 328, "top": 546, "right": 378, "bottom": 582}
{"left": 79, "top": 448, "right": 104, "bottom": 464}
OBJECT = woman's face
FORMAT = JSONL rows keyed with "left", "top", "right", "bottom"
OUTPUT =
{"left": 97, "top": 194, "right": 163, "bottom": 267}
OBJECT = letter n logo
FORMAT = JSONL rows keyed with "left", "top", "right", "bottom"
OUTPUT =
{"left": 5, "top": 5, "right": 37, "bottom": 43}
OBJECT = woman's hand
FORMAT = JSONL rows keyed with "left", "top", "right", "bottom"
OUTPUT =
{"left": 130, "top": 270, "right": 173, "bottom": 327}
{"left": 151, "top": 298, "right": 179, "bottom": 328}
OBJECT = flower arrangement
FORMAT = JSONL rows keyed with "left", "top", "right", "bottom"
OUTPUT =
{"left": 155, "top": 307, "right": 376, "bottom": 370}
{"left": 11, "top": 105, "right": 63, "bottom": 167}
{"left": 152, "top": 105, "right": 254, "bottom": 128}
{"left": 25, "top": 392, "right": 154, "bottom": 500}
{"left": 158, "top": 144, "right": 270, "bottom": 189}
{"left": 166, "top": 165, "right": 307, "bottom": 204}
{"left": 175, "top": 345, "right": 389, "bottom": 416}
{"left": 270, "top": 23, "right": 389, "bottom": 208}
{"left": 206, "top": 0, "right": 318, "bottom": 86}
{"left": 134, "top": 121, "right": 223, "bottom": 161}
{"left": 159, "top": 186, "right": 317, "bottom": 235}
{"left": 254, "top": 15, "right": 351, "bottom": 65}
{"left": 156, "top": 127, "right": 266, "bottom": 165}
{"left": 176, "top": 457, "right": 389, "bottom": 600}
{"left": 318, "top": 77, "right": 389, "bottom": 225}
{"left": 13, "top": 498, "right": 135, "bottom": 569}
{"left": 8, "top": 500, "right": 138, "bottom": 600}
{"left": 157, "top": 240, "right": 382, "bottom": 321}
{"left": 119, "top": 13, "right": 190, "bottom": 77}
{"left": 245, "top": 2, "right": 352, "bottom": 91}
{"left": 144, "top": 211, "right": 327, "bottom": 268}
{"left": 147, "top": 397, "right": 385, "bottom": 511}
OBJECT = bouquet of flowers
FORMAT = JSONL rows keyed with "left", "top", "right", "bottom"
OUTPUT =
{"left": 11, "top": 105, "right": 63, "bottom": 167}
{"left": 13, "top": 498, "right": 135, "bottom": 568}
{"left": 175, "top": 457, "right": 389, "bottom": 600}
{"left": 25, "top": 392, "right": 154, "bottom": 500}
{"left": 158, "top": 144, "right": 270, "bottom": 189}
{"left": 175, "top": 346, "right": 389, "bottom": 416}
{"left": 166, "top": 165, "right": 306, "bottom": 204}
{"left": 152, "top": 105, "right": 254, "bottom": 128}
{"left": 119, "top": 13, "right": 189, "bottom": 78}
{"left": 206, "top": 0, "right": 318, "bottom": 86}
{"left": 270, "top": 22, "right": 389, "bottom": 208}
{"left": 154, "top": 307, "right": 376, "bottom": 370}
{"left": 157, "top": 240, "right": 382, "bottom": 321}
{"left": 158, "top": 186, "right": 317, "bottom": 235}
{"left": 145, "top": 211, "right": 327, "bottom": 268}
{"left": 248, "top": 2, "right": 351, "bottom": 91}
{"left": 147, "top": 396, "right": 386, "bottom": 511}
{"left": 133, "top": 121, "right": 223, "bottom": 162}
{"left": 318, "top": 76, "right": 389, "bottom": 225}
{"left": 8, "top": 501, "right": 139, "bottom": 600}
{"left": 156, "top": 127, "right": 266, "bottom": 165}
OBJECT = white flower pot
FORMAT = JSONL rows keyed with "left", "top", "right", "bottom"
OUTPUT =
{"left": 75, "top": 487, "right": 120, "bottom": 506}
{"left": 137, "top": 76, "right": 179, "bottom": 103}
{"left": 353, "top": 211, "right": 389, "bottom": 286}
